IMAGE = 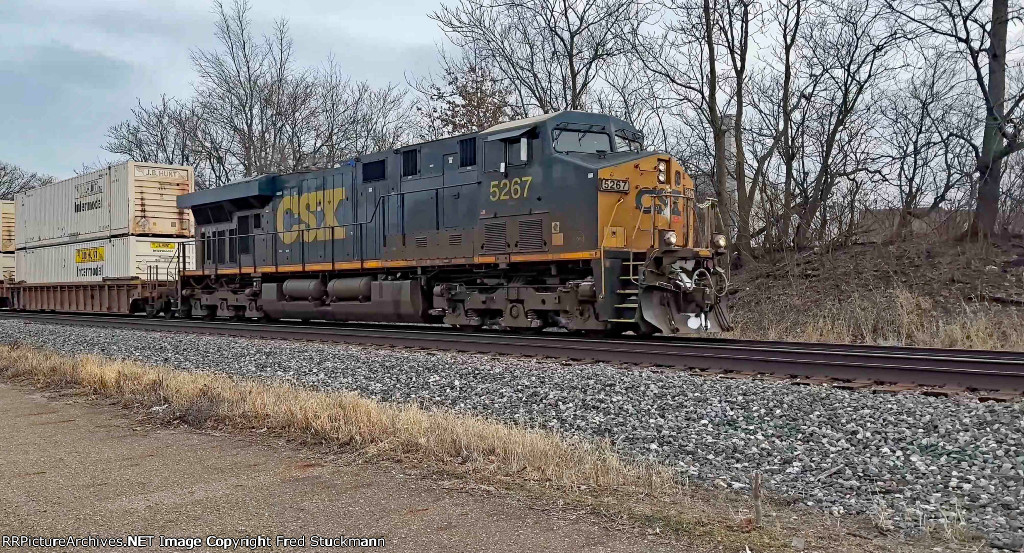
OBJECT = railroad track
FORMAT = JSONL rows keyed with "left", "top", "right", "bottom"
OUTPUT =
{"left": 3, "top": 311, "right": 1024, "bottom": 397}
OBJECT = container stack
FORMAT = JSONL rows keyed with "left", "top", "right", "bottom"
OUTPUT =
{"left": 1, "top": 200, "right": 14, "bottom": 280}
{"left": 14, "top": 162, "right": 196, "bottom": 283}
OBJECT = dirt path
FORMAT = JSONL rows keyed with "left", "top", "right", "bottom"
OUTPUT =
{"left": 0, "top": 383, "right": 687, "bottom": 553}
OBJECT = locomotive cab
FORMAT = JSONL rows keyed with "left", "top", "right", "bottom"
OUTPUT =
{"left": 481, "top": 111, "right": 731, "bottom": 334}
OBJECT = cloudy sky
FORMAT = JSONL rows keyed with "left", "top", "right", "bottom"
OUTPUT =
{"left": 0, "top": 0, "right": 445, "bottom": 177}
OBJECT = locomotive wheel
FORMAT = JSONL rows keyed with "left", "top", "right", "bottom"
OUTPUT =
{"left": 144, "top": 303, "right": 158, "bottom": 319}
{"left": 202, "top": 306, "right": 217, "bottom": 321}
{"left": 178, "top": 301, "right": 193, "bottom": 319}
{"left": 163, "top": 301, "right": 175, "bottom": 319}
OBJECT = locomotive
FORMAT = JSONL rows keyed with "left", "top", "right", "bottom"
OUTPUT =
{"left": 177, "top": 111, "right": 731, "bottom": 335}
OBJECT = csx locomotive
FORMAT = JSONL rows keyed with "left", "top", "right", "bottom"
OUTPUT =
{"left": 178, "top": 111, "right": 731, "bottom": 335}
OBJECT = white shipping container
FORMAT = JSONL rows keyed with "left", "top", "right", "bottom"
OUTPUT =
{"left": 1, "top": 253, "right": 13, "bottom": 281}
{"left": 15, "top": 161, "right": 194, "bottom": 249}
{"left": 1, "top": 200, "right": 13, "bottom": 252}
{"left": 15, "top": 236, "right": 193, "bottom": 283}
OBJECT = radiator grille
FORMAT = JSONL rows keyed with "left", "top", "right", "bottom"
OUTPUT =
{"left": 448, "top": 233, "right": 463, "bottom": 246}
{"left": 481, "top": 221, "right": 507, "bottom": 253}
{"left": 414, "top": 236, "right": 428, "bottom": 248}
{"left": 517, "top": 218, "right": 545, "bottom": 251}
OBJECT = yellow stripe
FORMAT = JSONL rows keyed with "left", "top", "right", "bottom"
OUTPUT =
{"left": 382, "top": 260, "right": 418, "bottom": 268}
{"left": 510, "top": 250, "right": 601, "bottom": 262}
{"left": 186, "top": 251, "right": 604, "bottom": 277}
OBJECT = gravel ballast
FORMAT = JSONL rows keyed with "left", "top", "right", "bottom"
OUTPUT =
{"left": 1, "top": 319, "right": 1021, "bottom": 549}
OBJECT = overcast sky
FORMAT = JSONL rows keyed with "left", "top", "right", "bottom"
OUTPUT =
{"left": 0, "top": 0, "right": 445, "bottom": 177}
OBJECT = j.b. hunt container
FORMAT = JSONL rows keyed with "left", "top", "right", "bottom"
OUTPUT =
{"left": 1, "top": 200, "right": 13, "bottom": 252}
{"left": 14, "top": 236, "right": 192, "bottom": 283}
{"left": 14, "top": 162, "right": 194, "bottom": 249}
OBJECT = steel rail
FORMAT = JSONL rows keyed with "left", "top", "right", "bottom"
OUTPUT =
{"left": 2, "top": 311, "right": 1023, "bottom": 393}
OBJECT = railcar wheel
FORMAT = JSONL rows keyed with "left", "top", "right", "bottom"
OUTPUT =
{"left": 178, "top": 302, "right": 193, "bottom": 319}
{"left": 144, "top": 303, "right": 158, "bottom": 319}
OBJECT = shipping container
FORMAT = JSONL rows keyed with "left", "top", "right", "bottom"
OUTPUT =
{"left": 1, "top": 253, "right": 13, "bottom": 281}
{"left": 1, "top": 200, "right": 13, "bottom": 252}
{"left": 15, "top": 162, "right": 194, "bottom": 249}
{"left": 15, "top": 236, "right": 193, "bottom": 283}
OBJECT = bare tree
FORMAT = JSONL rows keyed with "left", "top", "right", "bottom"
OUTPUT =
{"left": 790, "top": 0, "right": 902, "bottom": 248}
{"left": 410, "top": 45, "right": 514, "bottom": 140}
{"left": 591, "top": 56, "right": 672, "bottom": 150}
{"left": 888, "top": 0, "right": 1024, "bottom": 239}
{"left": 106, "top": 0, "right": 416, "bottom": 188}
{"left": 190, "top": 0, "right": 322, "bottom": 177}
{"left": 0, "top": 161, "right": 54, "bottom": 200}
{"left": 626, "top": 0, "right": 732, "bottom": 233}
{"left": 431, "top": 0, "right": 645, "bottom": 114}
{"left": 875, "top": 50, "right": 977, "bottom": 239}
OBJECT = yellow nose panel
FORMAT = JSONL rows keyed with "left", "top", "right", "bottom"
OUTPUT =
{"left": 597, "top": 155, "right": 694, "bottom": 251}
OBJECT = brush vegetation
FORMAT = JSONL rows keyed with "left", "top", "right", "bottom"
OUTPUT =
{"left": 731, "top": 239, "right": 1024, "bottom": 350}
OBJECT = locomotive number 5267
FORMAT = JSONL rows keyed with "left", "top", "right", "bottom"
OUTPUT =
{"left": 489, "top": 177, "right": 533, "bottom": 201}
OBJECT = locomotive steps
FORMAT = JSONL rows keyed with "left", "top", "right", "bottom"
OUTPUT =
{"left": 0, "top": 344, "right": 978, "bottom": 552}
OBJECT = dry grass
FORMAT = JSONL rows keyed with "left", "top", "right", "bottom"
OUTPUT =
{"left": 0, "top": 344, "right": 982, "bottom": 552}
{"left": 735, "top": 287, "right": 1024, "bottom": 350}
{"left": 0, "top": 344, "right": 666, "bottom": 490}
{"left": 730, "top": 237, "right": 1024, "bottom": 350}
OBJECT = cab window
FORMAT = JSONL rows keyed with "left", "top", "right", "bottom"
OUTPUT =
{"left": 615, "top": 134, "right": 643, "bottom": 152}
{"left": 485, "top": 137, "right": 531, "bottom": 171}
{"left": 553, "top": 129, "right": 611, "bottom": 154}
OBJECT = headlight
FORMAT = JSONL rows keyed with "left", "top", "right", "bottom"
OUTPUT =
{"left": 712, "top": 233, "right": 727, "bottom": 251}
{"left": 663, "top": 231, "right": 678, "bottom": 247}
{"left": 657, "top": 172, "right": 667, "bottom": 184}
{"left": 657, "top": 160, "right": 668, "bottom": 172}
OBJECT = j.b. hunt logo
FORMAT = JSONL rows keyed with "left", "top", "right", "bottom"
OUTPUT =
{"left": 75, "top": 247, "right": 104, "bottom": 277}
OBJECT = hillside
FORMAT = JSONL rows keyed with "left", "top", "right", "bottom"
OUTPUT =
{"left": 728, "top": 237, "right": 1024, "bottom": 350}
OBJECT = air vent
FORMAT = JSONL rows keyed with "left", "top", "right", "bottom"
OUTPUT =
{"left": 482, "top": 221, "right": 507, "bottom": 253}
{"left": 517, "top": 218, "right": 545, "bottom": 251}
{"left": 448, "top": 233, "right": 463, "bottom": 246}
{"left": 414, "top": 236, "right": 428, "bottom": 248}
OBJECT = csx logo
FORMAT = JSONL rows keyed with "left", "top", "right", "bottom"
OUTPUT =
{"left": 635, "top": 187, "right": 682, "bottom": 218}
{"left": 276, "top": 189, "right": 347, "bottom": 245}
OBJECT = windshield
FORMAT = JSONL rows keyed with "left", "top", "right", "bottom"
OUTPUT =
{"left": 552, "top": 130, "right": 612, "bottom": 154}
{"left": 615, "top": 135, "right": 643, "bottom": 152}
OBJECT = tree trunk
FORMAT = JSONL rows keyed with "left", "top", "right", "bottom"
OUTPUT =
{"left": 969, "top": 0, "right": 1008, "bottom": 240}
{"left": 778, "top": 0, "right": 800, "bottom": 248}
{"left": 703, "top": 0, "right": 732, "bottom": 242}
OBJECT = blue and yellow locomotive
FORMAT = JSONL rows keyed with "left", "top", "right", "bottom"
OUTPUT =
{"left": 178, "top": 111, "right": 731, "bottom": 335}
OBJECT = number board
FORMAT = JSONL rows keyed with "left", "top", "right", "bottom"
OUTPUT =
{"left": 600, "top": 179, "right": 630, "bottom": 193}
